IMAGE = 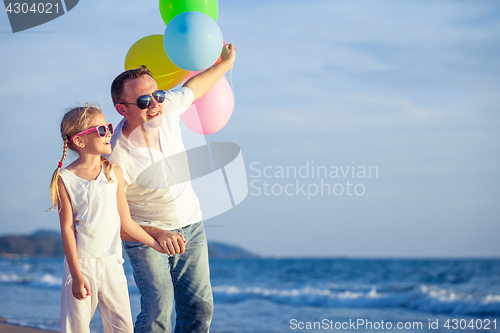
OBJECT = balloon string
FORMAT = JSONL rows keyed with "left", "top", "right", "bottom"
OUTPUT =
{"left": 226, "top": 69, "right": 234, "bottom": 95}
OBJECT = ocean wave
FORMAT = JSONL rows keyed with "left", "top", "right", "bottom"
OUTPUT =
{"left": 212, "top": 284, "right": 500, "bottom": 315}
{"left": 5, "top": 318, "right": 60, "bottom": 332}
{"left": 0, "top": 273, "right": 61, "bottom": 289}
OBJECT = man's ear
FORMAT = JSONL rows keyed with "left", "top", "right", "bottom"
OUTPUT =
{"left": 116, "top": 104, "right": 128, "bottom": 117}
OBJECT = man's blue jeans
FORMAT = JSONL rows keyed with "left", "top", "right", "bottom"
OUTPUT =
{"left": 123, "top": 221, "right": 213, "bottom": 333}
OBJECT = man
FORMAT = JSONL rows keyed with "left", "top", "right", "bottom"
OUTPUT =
{"left": 107, "top": 44, "right": 236, "bottom": 332}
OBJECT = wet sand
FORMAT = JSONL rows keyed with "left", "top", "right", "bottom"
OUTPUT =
{"left": 0, "top": 319, "right": 56, "bottom": 333}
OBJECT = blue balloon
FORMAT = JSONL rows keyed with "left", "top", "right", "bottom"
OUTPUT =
{"left": 164, "top": 11, "right": 224, "bottom": 72}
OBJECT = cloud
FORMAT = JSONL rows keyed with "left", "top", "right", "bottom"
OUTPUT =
{"left": 347, "top": 94, "right": 433, "bottom": 120}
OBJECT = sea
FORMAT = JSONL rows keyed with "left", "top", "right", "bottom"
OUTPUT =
{"left": 0, "top": 257, "right": 499, "bottom": 333}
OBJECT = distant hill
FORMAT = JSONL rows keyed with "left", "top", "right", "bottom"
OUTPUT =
{"left": 208, "top": 242, "right": 260, "bottom": 259}
{"left": 0, "top": 229, "right": 64, "bottom": 256}
{"left": 0, "top": 230, "right": 259, "bottom": 259}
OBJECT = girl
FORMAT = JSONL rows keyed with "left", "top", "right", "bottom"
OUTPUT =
{"left": 49, "top": 104, "right": 166, "bottom": 333}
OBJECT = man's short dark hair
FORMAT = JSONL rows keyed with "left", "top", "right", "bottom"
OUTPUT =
{"left": 111, "top": 65, "right": 154, "bottom": 105}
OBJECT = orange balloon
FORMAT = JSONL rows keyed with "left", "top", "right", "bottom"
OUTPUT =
{"left": 213, "top": 40, "right": 226, "bottom": 66}
{"left": 125, "top": 35, "right": 189, "bottom": 91}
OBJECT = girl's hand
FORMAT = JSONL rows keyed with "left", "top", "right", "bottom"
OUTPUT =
{"left": 156, "top": 230, "right": 186, "bottom": 255}
{"left": 72, "top": 274, "right": 91, "bottom": 300}
{"left": 152, "top": 240, "right": 166, "bottom": 254}
{"left": 177, "top": 233, "right": 187, "bottom": 244}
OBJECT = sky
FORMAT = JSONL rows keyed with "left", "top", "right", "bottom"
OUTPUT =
{"left": 0, "top": 0, "right": 499, "bottom": 258}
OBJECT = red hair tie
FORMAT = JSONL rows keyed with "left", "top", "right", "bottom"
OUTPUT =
{"left": 58, "top": 162, "right": 63, "bottom": 168}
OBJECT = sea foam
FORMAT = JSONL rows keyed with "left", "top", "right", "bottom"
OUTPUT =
{"left": 212, "top": 284, "right": 500, "bottom": 315}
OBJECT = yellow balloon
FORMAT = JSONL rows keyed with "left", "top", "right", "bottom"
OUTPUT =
{"left": 124, "top": 34, "right": 189, "bottom": 91}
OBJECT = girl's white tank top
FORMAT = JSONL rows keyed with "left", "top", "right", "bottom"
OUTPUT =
{"left": 59, "top": 166, "right": 122, "bottom": 258}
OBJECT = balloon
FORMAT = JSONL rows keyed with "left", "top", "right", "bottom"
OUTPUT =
{"left": 213, "top": 40, "right": 226, "bottom": 66}
{"left": 181, "top": 72, "right": 234, "bottom": 135}
{"left": 125, "top": 35, "right": 189, "bottom": 91}
{"left": 159, "top": 0, "right": 218, "bottom": 26}
{"left": 164, "top": 11, "right": 223, "bottom": 71}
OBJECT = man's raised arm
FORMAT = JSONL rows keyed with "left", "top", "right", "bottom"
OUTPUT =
{"left": 183, "top": 43, "right": 236, "bottom": 101}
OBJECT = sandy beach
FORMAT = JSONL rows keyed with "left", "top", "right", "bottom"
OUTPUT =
{"left": 0, "top": 319, "right": 56, "bottom": 333}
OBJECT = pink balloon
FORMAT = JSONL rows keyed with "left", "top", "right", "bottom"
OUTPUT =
{"left": 181, "top": 73, "right": 234, "bottom": 135}
{"left": 184, "top": 70, "right": 201, "bottom": 82}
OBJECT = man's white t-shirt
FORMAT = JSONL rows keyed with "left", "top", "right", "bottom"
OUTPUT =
{"left": 106, "top": 87, "right": 202, "bottom": 231}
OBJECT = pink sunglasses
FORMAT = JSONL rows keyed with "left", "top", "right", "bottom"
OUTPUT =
{"left": 69, "top": 123, "right": 114, "bottom": 144}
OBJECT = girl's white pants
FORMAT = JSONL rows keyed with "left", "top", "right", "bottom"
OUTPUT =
{"left": 60, "top": 255, "right": 134, "bottom": 333}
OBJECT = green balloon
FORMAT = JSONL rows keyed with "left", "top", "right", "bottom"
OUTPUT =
{"left": 159, "top": 0, "right": 219, "bottom": 25}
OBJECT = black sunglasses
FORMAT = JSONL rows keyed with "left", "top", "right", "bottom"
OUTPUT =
{"left": 121, "top": 90, "right": 165, "bottom": 109}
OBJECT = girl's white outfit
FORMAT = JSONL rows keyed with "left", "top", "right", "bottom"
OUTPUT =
{"left": 59, "top": 167, "right": 133, "bottom": 333}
